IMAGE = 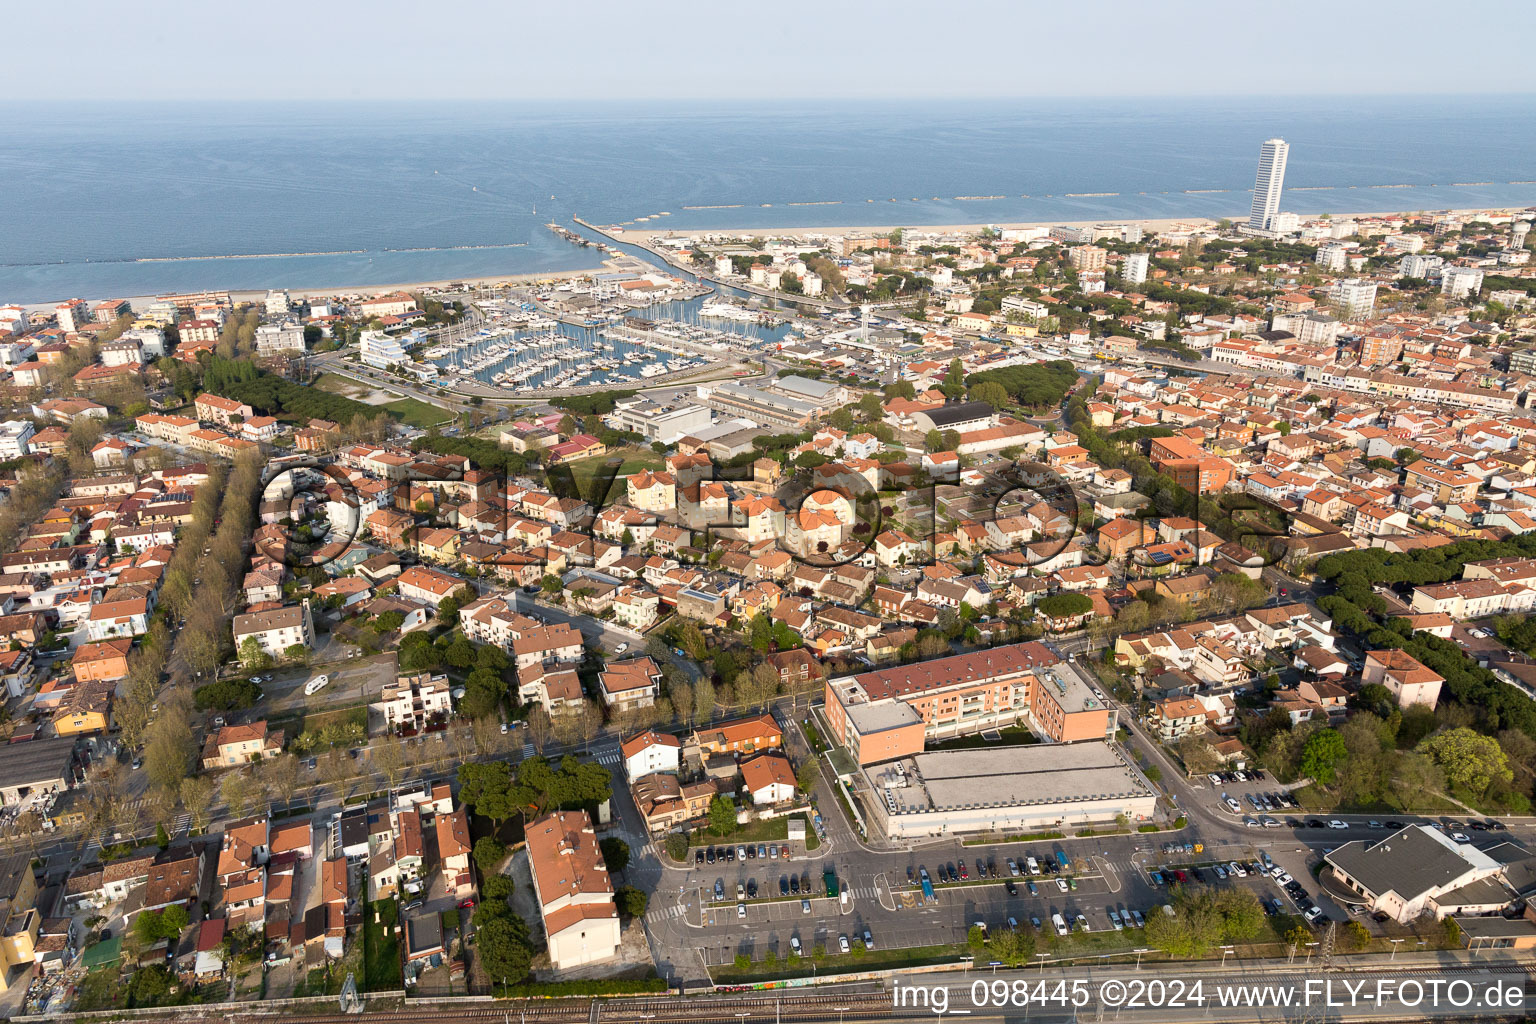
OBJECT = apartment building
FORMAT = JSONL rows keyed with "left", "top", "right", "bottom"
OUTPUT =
{"left": 823, "top": 642, "right": 1114, "bottom": 765}
{"left": 232, "top": 601, "right": 315, "bottom": 658}
{"left": 372, "top": 672, "right": 454, "bottom": 735}
{"left": 525, "top": 810, "right": 621, "bottom": 970}
{"left": 1362, "top": 649, "right": 1444, "bottom": 709}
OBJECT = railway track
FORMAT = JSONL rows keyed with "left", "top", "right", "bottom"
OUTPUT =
{"left": 226, "top": 991, "right": 904, "bottom": 1024}
{"left": 167, "top": 959, "right": 1536, "bottom": 1024}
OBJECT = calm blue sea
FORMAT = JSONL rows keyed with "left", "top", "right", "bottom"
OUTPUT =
{"left": 2, "top": 96, "right": 1533, "bottom": 303}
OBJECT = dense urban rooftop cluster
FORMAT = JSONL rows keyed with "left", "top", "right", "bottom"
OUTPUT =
{"left": 0, "top": 198, "right": 1534, "bottom": 1009}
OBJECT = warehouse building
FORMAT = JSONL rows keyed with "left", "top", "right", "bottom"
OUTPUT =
{"left": 862, "top": 742, "right": 1157, "bottom": 838}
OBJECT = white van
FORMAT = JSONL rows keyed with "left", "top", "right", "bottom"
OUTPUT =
{"left": 303, "top": 674, "right": 331, "bottom": 696}
{"left": 1051, "top": 913, "right": 1069, "bottom": 937}
{"left": 1025, "top": 856, "right": 1039, "bottom": 875}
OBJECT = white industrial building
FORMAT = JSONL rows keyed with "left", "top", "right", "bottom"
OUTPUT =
{"left": 861, "top": 742, "right": 1158, "bottom": 839}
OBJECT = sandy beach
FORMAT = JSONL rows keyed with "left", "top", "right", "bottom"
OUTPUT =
{"left": 19, "top": 265, "right": 611, "bottom": 315}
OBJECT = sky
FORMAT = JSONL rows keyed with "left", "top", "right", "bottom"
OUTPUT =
{"left": 9, "top": 0, "right": 1536, "bottom": 103}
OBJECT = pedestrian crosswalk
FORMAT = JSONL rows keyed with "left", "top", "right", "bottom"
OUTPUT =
{"left": 649, "top": 903, "right": 689, "bottom": 921}
{"left": 595, "top": 748, "right": 621, "bottom": 766}
{"left": 848, "top": 886, "right": 880, "bottom": 900}
{"left": 521, "top": 742, "right": 535, "bottom": 759}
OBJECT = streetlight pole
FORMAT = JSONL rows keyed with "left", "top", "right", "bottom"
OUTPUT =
{"left": 1390, "top": 938, "right": 1404, "bottom": 961}
{"left": 1133, "top": 948, "right": 1149, "bottom": 970}
{"left": 1220, "top": 945, "right": 1234, "bottom": 968}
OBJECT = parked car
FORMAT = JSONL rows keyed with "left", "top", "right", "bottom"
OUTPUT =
{"left": 839, "top": 935, "right": 850, "bottom": 954}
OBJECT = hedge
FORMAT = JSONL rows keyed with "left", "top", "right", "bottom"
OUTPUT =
{"left": 494, "top": 977, "right": 667, "bottom": 998}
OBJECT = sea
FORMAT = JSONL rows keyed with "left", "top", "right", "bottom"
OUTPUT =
{"left": 2, "top": 95, "right": 1534, "bottom": 304}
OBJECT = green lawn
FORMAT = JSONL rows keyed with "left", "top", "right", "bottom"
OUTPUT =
{"left": 689, "top": 813, "right": 819, "bottom": 850}
{"left": 72, "top": 970, "right": 122, "bottom": 1012}
{"left": 714, "top": 942, "right": 970, "bottom": 984}
{"left": 558, "top": 450, "right": 664, "bottom": 503}
{"left": 363, "top": 900, "right": 402, "bottom": 991}
{"left": 313, "top": 372, "right": 367, "bottom": 397}
{"left": 382, "top": 397, "right": 455, "bottom": 428}
{"left": 927, "top": 724, "right": 1040, "bottom": 752}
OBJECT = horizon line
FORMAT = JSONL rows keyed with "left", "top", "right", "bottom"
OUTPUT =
{"left": 4, "top": 91, "right": 1536, "bottom": 106}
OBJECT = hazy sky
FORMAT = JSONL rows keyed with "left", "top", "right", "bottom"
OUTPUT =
{"left": 12, "top": 0, "right": 1536, "bottom": 102}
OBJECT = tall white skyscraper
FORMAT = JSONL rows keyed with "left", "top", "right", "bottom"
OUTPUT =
{"left": 1247, "top": 138, "right": 1289, "bottom": 233}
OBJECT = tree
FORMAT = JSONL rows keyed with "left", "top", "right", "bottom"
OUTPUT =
{"left": 527, "top": 706, "right": 553, "bottom": 754}
{"left": 475, "top": 836, "right": 507, "bottom": 876}
{"left": 616, "top": 885, "right": 649, "bottom": 917}
{"left": 970, "top": 380, "right": 1010, "bottom": 410}
{"left": 483, "top": 874, "right": 515, "bottom": 905}
{"left": 179, "top": 775, "right": 215, "bottom": 832}
{"left": 319, "top": 748, "right": 351, "bottom": 798}
{"left": 445, "top": 635, "right": 476, "bottom": 669}
{"left": 796, "top": 760, "right": 820, "bottom": 797}
{"left": 694, "top": 678, "right": 717, "bottom": 725}
{"left": 373, "top": 738, "right": 407, "bottom": 790}
{"left": 458, "top": 761, "right": 519, "bottom": 823}
{"left": 992, "top": 923, "right": 1035, "bottom": 967}
{"left": 133, "top": 903, "right": 189, "bottom": 945}
{"left": 575, "top": 699, "right": 601, "bottom": 753}
{"left": 1177, "top": 733, "right": 1220, "bottom": 775}
{"left": 600, "top": 837, "right": 631, "bottom": 873}
{"left": 1214, "top": 887, "right": 1265, "bottom": 941}
{"left": 144, "top": 701, "right": 196, "bottom": 795}
{"left": 238, "top": 636, "right": 272, "bottom": 671}
{"left": 708, "top": 794, "right": 737, "bottom": 836}
{"left": 1419, "top": 727, "right": 1513, "bottom": 796}
{"left": 263, "top": 753, "right": 302, "bottom": 810}
{"left": 221, "top": 770, "right": 263, "bottom": 820}
{"left": 967, "top": 925, "right": 987, "bottom": 951}
{"left": 478, "top": 915, "right": 534, "bottom": 986}
{"left": 1301, "top": 728, "right": 1349, "bottom": 786}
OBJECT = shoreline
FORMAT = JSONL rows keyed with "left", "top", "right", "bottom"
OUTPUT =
{"left": 17, "top": 203, "right": 1534, "bottom": 312}
{"left": 18, "top": 265, "right": 612, "bottom": 316}
{"left": 607, "top": 204, "right": 1533, "bottom": 242}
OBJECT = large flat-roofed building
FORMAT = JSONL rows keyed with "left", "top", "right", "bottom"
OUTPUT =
{"left": 695, "top": 381, "right": 821, "bottom": 429}
{"left": 607, "top": 400, "right": 712, "bottom": 443}
{"left": 0, "top": 737, "right": 76, "bottom": 806}
{"left": 824, "top": 642, "right": 1114, "bottom": 765}
{"left": 863, "top": 742, "right": 1157, "bottom": 838}
{"left": 764, "top": 374, "right": 846, "bottom": 409}
{"left": 909, "top": 401, "right": 995, "bottom": 435}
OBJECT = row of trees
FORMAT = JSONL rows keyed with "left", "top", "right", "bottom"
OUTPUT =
{"left": 138, "top": 451, "right": 268, "bottom": 814}
{"left": 456, "top": 754, "right": 613, "bottom": 824}
{"left": 1240, "top": 695, "right": 1532, "bottom": 813}
{"left": 1314, "top": 541, "right": 1536, "bottom": 742}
